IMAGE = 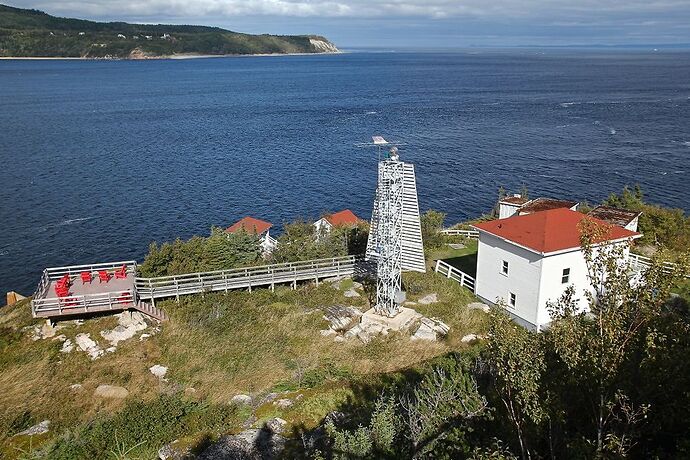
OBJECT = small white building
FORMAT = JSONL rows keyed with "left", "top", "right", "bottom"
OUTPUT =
{"left": 473, "top": 208, "right": 640, "bottom": 330}
{"left": 588, "top": 206, "right": 641, "bottom": 232}
{"left": 313, "top": 209, "right": 362, "bottom": 235}
{"left": 498, "top": 196, "right": 579, "bottom": 219}
{"left": 226, "top": 216, "right": 277, "bottom": 255}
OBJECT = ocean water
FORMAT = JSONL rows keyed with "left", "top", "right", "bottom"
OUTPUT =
{"left": 1, "top": 49, "right": 689, "bottom": 295}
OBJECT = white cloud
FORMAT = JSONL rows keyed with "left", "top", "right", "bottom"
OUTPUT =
{"left": 15, "top": 0, "right": 690, "bottom": 20}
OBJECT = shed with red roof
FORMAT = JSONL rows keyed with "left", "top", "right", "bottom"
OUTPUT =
{"left": 226, "top": 216, "right": 277, "bottom": 254}
{"left": 314, "top": 209, "right": 363, "bottom": 234}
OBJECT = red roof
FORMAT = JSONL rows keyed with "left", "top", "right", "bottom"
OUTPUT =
{"left": 324, "top": 209, "right": 361, "bottom": 226}
{"left": 226, "top": 216, "right": 272, "bottom": 235}
{"left": 473, "top": 208, "right": 640, "bottom": 254}
{"left": 500, "top": 196, "right": 530, "bottom": 205}
{"left": 518, "top": 197, "right": 579, "bottom": 214}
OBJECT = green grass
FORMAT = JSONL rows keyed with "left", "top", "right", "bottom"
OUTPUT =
{"left": 429, "top": 239, "right": 478, "bottom": 277}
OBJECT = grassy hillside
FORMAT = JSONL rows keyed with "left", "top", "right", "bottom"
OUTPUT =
{"left": 0, "top": 4, "right": 339, "bottom": 58}
{"left": 0, "top": 268, "right": 485, "bottom": 458}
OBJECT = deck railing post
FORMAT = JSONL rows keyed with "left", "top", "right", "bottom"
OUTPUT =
{"left": 459, "top": 272, "right": 465, "bottom": 288}
{"left": 434, "top": 259, "right": 441, "bottom": 273}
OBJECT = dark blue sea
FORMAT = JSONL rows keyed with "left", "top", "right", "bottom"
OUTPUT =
{"left": 1, "top": 49, "right": 689, "bottom": 295}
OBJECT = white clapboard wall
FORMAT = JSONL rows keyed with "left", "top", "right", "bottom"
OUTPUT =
{"left": 366, "top": 162, "right": 426, "bottom": 273}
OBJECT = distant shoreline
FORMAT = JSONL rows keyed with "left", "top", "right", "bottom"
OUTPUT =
{"left": 0, "top": 51, "right": 343, "bottom": 61}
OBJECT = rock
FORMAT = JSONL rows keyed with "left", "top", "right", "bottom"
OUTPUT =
{"left": 94, "top": 384, "right": 129, "bottom": 399}
{"left": 344, "top": 324, "right": 362, "bottom": 339}
{"left": 53, "top": 334, "right": 67, "bottom": 342}
{"left": 184, "top": 387, "right": 197, "bottom": 397}
{"left": 333, "top": 335, "right": 345, "bottom": 343}
{"left": 198, "top": 428, "right": 285, "bottom": 460}
{"left": 265, "top": 417, "right": 287, "bottom": 434}
{"left": 418, "top": 293, "right": 439, "bottom": 305}
{"left": 15, "top": 420, "right": 50, "bottom": 436}
{"left": 351, "top": 281, "right": 364, "bottom": 290}
{"left": 468, "top": 302, "right": 491, "bottom": 313}
{"left": 231, "top": 394, "right": 252, "bottom": 406}
{"left": 323, "top": 305, "right": 363, "bottom": 331}
{"left": 70, "top": 383, "right": 82, "bottom": 391}
{"left": 275, "top": 399, "right": 292, "bottom": 409}
{"left": 119, "top": 311, "right": 148, "bottom": 330}
{"left": 75, "top": 333, "right": 104, "bottom": 360}
{"left": 411, "top": 322, "right": 437, "bottom": 341}
{"left": 106, "top": 346, "right": 117, "bottom": 353}
{"left": 150, "top": 364, "right": 168, "bottom": 379}
{"left": 448, "top": 243, "right": 466, "bottom": 249}
{"left": 461, "top": 333, "right": 486, "bottom": 344}
{"left": 73, "top": 319, "right": 84, "bottom": 327}
{"left": 158, "top": 439, "right": 193, "bottom": 460}
{"left": 60, "top": 339, "right": 74, "bottom": 353}
{"left": 343, "top": 288, "right": 361, "bottom": 298}
{"left": 139, "top": 333, "right": 152, "bottom": 341}
{"left": 319, "top": 328, "right": 336, "bottom": 337}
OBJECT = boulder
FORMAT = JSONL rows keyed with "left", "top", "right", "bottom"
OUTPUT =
{"left": 198, "top": 428, "right": 285, "bottom": 460}
{"left": 411, "top": 317, "right": 450, "bottom": 341}
{"left": 150, "top": 364, "right": 168, "bottom": 379}
{"left": 60, "top": 339, "right": 74, "bottom": 353}
{"left": 75, "top": 333, "right": 104, "bottom": 360}
{"left": 158, "top": 439, "right": 193, "bottom": 460}
{"left": 411, "top": 323, "right": 437, "bottom": 341}
{"left": 323, "top": 305, "right": 363, "bottom": 331}
{"left": 461, "top": 333, "right": 486, "bottom": 344}
{"left": 94, "top": 384, "right": 129, "bottom": 399}
{"left": 319, "top": 328, "right": 336, "bottom": 337}
{"left": 418, "top": 293, "right": 439, "bottom": 305}
{"left": 343, "top": 288, "right": 361, "bottom": 298}
{"left": 70, "top": 383, "right": 83, "bottom": 391}
{"left": 468, "top": 302, "right": 491, "bottom": 313}
{"left": 265, "top": 417, "right": 287, "bottom": 434}
{"left": 231, "top": 394, "right": 253, "bottom": 406}
{"left": 15, "top": 420, "right": 50, "bottom": 436}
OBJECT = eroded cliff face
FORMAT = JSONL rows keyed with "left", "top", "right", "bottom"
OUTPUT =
{"left": 309, "top": 38, "right": 340, "bottom": 53}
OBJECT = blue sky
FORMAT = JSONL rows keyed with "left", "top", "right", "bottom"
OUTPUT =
{"left": 8, "top": 0, "right": 690, "bottom": 47}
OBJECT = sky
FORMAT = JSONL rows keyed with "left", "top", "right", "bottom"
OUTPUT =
{"left": 7, "top": 0, "right": 690, "bottom": 48}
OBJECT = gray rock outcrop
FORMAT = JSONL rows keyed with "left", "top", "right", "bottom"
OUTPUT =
{"left": 94, "top": 384, "right": 129, "bottom": 399}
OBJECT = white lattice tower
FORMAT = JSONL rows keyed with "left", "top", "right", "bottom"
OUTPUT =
{"left": 373, "top": 154, "right": 405, "bottom": 316}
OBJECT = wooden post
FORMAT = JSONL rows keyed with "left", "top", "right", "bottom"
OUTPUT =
{"left": 435, "top": 259, "right": 441, "bottom": 273}
{"left": 175, "top": 279, "right": 180, "bottom": 302}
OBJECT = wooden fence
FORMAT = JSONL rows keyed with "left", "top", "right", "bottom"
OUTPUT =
{"left": 440, "top": 229, "right": 479, "bottom": 238}
{"left": 434, "top": 259, "right": 476, "bottom": 292}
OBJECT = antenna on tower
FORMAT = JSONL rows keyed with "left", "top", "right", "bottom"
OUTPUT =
{"left": 360, "top": 136, "right": 425, "bottom": 318}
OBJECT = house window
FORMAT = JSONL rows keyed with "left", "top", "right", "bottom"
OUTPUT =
{"left": 509, "top": 292, "right": 516, "bottom": 308}
{"left": 562, "top": 268, "right": 570, "bottom": 284}
{"left": 501, "top": 260, "right": 509, "bottom": 275}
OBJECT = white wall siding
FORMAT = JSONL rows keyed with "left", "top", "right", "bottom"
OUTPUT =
{"left": 536, "top": 250, "right": 591, "bottom": 327}
{"left": 498, "top": 203, "right": 522, "bottom": 219}
{"left": 475, "top": 233, "right": 543, "bottom": 328}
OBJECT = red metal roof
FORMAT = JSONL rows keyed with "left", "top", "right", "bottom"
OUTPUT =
{"left": 226, "top": 216, "right": 272, "bottom": 235}
{"left": 473, "top": 208, "right": 640, "bottom": 254}
{"left": 324, "top": 209, "right": 361, "bottom": 226}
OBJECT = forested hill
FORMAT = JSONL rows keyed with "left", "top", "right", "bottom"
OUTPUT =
{"left": 0, "top": 4, "right": 339, "bottom": 58}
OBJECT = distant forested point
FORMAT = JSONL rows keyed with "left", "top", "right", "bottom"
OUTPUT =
{"left": 0, "top": 3, "right": 340, "bottom": 58}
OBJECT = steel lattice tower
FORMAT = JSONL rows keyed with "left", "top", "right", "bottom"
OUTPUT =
{"left": 373, "top": 150, "right": 405, "bottom": 317}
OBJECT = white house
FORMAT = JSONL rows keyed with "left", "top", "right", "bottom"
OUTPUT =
{"left": 225, "top": 216, "right": 278, "bottom": 255}
{"left": 498, "top": 195, "right": 530, "bottom": 219}
{"left": 314, "top": 209, "right": 362, "bottom": 235}
{"left": 472, "top": 208, "right": 640, "bottom": 330}
{"left": 588, "top": 206, "right": 641, "bottom": 232}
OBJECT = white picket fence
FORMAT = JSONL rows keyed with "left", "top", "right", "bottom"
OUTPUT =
{"left": 434, "top": 259, "right": 476, "bottom": 292}
{"left": 440, "top": 229, "right": 479, "bottom": 238}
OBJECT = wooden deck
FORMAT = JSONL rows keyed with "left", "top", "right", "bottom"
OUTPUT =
{"left": 31, "top": 256, "right": 369, "bottom": 322}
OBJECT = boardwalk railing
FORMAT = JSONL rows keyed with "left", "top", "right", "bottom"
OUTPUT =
{"left": 629, "top": 253, "right": 689, "bottom": 278}
{"left": 32, "top": 261, "right": 138, "bottom": 316}
{"left": 135, "top": 255, "right": 363, "bottom": 303}
{"left": 33, "top": 290, "right": 136, "bottom": 317}
{"left": 440, "top": 229, "right": 479, "bottom": 238}
{"left": 434, "top": 260, "right": 476, "bottom": 292}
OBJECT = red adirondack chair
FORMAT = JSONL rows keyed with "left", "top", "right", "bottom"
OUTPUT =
{"left": 55, "top": 285, "right": 69, "bottom": 297}
{"left": 98, "top": 270, "right": 110, "bottom": 283}
{"left": 114, "top": 264, "right": 127, "bottom": 279}
{"left": 117, "top": 291, "right": 132, "bottom": 306}
{"left": 58, "top": 274, "right": 71, "bottom": 288}
{"left": 80, "top": 271, "right": 92, "bottom": 284}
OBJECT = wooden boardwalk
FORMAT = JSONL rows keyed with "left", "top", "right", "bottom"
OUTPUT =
{"left": 32, "top": 256, "right": 367, "bottom": 321}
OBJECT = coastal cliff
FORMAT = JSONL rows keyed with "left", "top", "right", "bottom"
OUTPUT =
{"left": 0, "top": 4, "right": 340, "bottom": 59}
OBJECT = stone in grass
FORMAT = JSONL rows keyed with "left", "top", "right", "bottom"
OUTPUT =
{"left": 411, "top": 322, "right": 437, "bottom": 341}
{"left": 70, "top": 383, "right": 83, "bottom": 391}
{"left": 15, "top": 420, "right": 50, "bottom": 436}
{"left": 198, "top": 428, "right": 286, "bottom": 460}
{"left": 149, "top": 364, "right": 168, "bottom": 379}
{"left": 418, "top": 293, "right": 438, "bottom": 305}
{"left": 158, "top": 439, "right": 193, "bottom": 460}
{"left": 231, "top": 394, "right": 253, "bottom": 406}
{"left": 265, "top": 417, "right": 288, "bottom": 434}
{"left": 323, "top": 305, "right": 363, "bottom": 331}
{"left": 343, "top": 288, "right": 361, "bottom": 298}
{"left": 468, "top": 302, "right": 491, "bottom": 313}
{"left": 60, "top": 339, "right": 74, "bottom": 353}
{"left": 275, "top": 399, "right": 293, "bottom": 409}
{"left": 75, "top": 333, "right": 104, "bottom": 360}
{"left": 461, "top": 334, "right": 486, "bottom": 344}
{"left": 94, "top": 384, "right": 129, "bottom": 399}
{"left": 320, "top": 328, "right": 337, "bottom": 337}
